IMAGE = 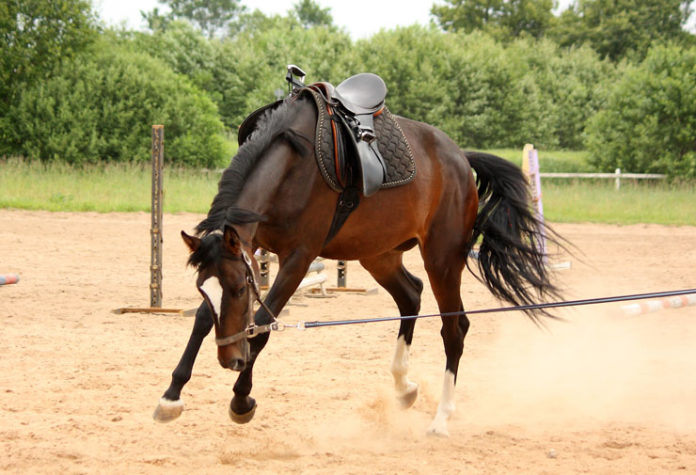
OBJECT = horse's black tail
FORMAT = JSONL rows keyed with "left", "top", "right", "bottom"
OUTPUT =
{"left": 465, "top": 151, "right": 562, "bottom": 322}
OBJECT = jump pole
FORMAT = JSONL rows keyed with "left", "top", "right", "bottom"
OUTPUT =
{"left": 522, "top": 144, "right": 570, "bottom": 271}
{"left": 622, "top": 293, "right": 696, "bottom": 316}
{"left": 0, "top": 274, "right": 19, "bottom": 285}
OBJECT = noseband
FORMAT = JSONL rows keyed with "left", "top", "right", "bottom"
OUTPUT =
{"left": 214, "top": 250, "right": 280, "bottom": 347}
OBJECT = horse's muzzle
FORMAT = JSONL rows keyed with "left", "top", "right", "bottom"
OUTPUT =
{"left": 219, "top": 356, "right": 247, "bottom": 372}
{"left": 217, "top": 340, "right": 249, "bottom": 372}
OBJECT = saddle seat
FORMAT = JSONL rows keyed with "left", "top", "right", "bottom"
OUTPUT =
{"left": 333, "top": 73, "right": 387, "bottom": 115}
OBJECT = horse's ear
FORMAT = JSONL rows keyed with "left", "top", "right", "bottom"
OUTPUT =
{"left": 181, "top": 231, "right": 201, "bottom": 253}
{"left": 223, "top": 225, "right": 243, "bottom": 256}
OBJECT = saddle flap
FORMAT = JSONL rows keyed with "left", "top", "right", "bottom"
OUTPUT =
{"left": 334, "top": 112, "right": 386, "bottom": 197}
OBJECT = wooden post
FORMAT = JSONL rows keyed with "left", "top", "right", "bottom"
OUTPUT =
{"left": 615, "top": 168, "right": 621, "bottom": 190}
{"left": 337, "top": 260, "right": 347, "bottom": 288}
{"left": 523, "top": 144, "right": 546, "bottom": 258}
{"left": 150, "top": 125, "right": 164, "bottom": 308}
{"left": 259, "top": 249, "right": 270, "bottom": 288}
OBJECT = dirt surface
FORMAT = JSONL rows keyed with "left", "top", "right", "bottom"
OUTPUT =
{"left": 1, "top": 210, "right": 696, "bottom": 474}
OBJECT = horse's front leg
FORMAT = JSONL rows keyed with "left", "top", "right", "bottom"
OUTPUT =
{"left": 153, "top": 302, "right": 213, "bottom": 422}
{"left": 228, "top": 251, "right": 316, "bottom": 423}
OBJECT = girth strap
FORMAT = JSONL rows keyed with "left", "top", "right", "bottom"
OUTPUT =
{"left": 324, "top": 186, "right": 360, "bottom": 246}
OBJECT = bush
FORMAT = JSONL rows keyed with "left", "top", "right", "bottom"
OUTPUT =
{"left": 506, "top": 39, "right": 619, "bottom": 150}
{"left": 215, "top": 16, "right": 356, "bottom": 129}
{"left": 586, "top": 44, "right": 696, "bottom": 178}
{"left": 5, "top": 39, "right": 229, "bottom": 167}
{"left": 357, "top": 28, "right": 531, "bottom": 149}
{"left": 355, "top": 28, "right": 617, "bottom": 151}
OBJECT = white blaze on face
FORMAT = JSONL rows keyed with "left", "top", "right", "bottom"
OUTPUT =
{"left": 200, "top": 276, "right": 224, "bottom": 324}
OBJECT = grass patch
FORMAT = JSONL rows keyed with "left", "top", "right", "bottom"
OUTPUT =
{"left": 484, "top": 148, "right": 593, "bottom": 172}
{"left": 542, "top": 180, "right": 696, "bottom": 225}
{"left": 1, "top": 156, "right": 694, "bottom": 225}
{"left": 0, "top": 158, "right": 217, "bottom": 213}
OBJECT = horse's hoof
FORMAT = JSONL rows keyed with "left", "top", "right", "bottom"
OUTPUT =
{"left": 426, "top": 425, "right": 450, "bottom": 438}
{"left": 426, "top": 417, "right": 450, "bottom": 437}
{"left": 229, "top": 399, "right": 257, "bottom": 424}
{"left": 153, "top": 397, "right": 184, "bottom": 423}
{"left": 398, "top": 382, "right": 419, "bottom": 409}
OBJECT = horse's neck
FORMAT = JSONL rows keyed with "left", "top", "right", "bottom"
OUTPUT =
{"left": 237, "top": 100, "right": 317, "bottom": 217}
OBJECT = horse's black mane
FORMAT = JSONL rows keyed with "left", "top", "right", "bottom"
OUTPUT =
{"left": 187, "top": 233, "right": 223, "bottom": 270}
{"left": 188, "top": 209, "right": 268, "bottom": 270}
{"left": 195, "top": 97, "right": 311, "bottom": 236}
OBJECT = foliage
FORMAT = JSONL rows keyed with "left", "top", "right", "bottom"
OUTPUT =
{"left": 133, "top": 21, "right": 220, "bottom": 100}
{"left": 358, "top": 28, "right": 528, "bottom": 148}
{"left": 216, "top": 16, "right": 355, "bottom": 129}
{"left": 549, "top": 0, "right": 695, "bottom": 61}
{"left": 506, "top": 39, "right": 619, "bottom": 149}
{"left": 0, "top": 0, "right": 97, "bottom": 100}
{"left": 0, "top": 0, "right": 97, "bottom": 153}
{"left": 586, "top": 44, "right": 696, "bottom": 177}
{"left": 355, "top": 27, "right": 614, "bottom": 150}
{"left": 3, "top": 0, "right": 696, "bottom": 178}
{"left": 432, "top": 0, "right": 555, "bottom": 40}
{"left": 4, "top": 39, "right": 229, "bottom": 167}
{"left": 143, "top": 0, "right": 246, "bottom": 38}
{"left": 293, "top": 0, "right": 334, "bottom": 29}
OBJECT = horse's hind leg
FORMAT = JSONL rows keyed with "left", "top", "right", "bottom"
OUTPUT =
{"left": 153, "top": 302, "right": 213, "bottom": 422}
{"left": 421, "top": 242, "right": 470, "bottom": 437}
{"left": 360, "top": 251, "right": 423, "bottom": 408}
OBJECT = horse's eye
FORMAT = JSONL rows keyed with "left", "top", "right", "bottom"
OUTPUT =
{"left": 236, "top": 286, "right": 246, "bottom": 298}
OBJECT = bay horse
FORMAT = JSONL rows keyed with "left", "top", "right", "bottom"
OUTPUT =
{"left": 153, "top": 83, "right": 560, "bottom": 436}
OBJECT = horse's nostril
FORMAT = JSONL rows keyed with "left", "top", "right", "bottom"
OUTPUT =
{"left": 228, "top": 358, "right": 246, "bottom": 372}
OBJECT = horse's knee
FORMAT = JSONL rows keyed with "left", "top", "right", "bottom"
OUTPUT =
{"left": 193, "top": 303, "right": 214, "bottom": 335}
{"left": 458, "top": 314, "right": 470, "bottom": 336}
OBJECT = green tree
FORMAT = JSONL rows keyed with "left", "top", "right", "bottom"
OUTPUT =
{"left": 358, "top": 27, "right": 534, "bottom": 148}
{"left": 586, "top": 44, "right": 696, "bottom": 177}
{"left": 550, "top": 0, "right": 694, "bottom": 61}
{"left": 144, "top": 0, "right": 245, "bottom": 38}
{"left": 4, "top": 37, "right": 229, "bottom": 166}
{"left": 134, "top": 21, "right": 219, "bottom": 98}
{"left": 432, "top": 0, "right": 555, "bottom": 40}
{"left": 0, "top": 0, "right": 97, "bottom": 155}
{"left": 506, "top": 38, "right": 619, "bottom": 149}
{"left": 0, "top": 0, "right": 96, "bottom": 106}
{"left": 293, "top": 0, "right": 334, "bottom": 29}
{"left": 432, "top": 0, "right": 504, "bottom": 33}
{"left": 218, "top": 13, "right": 355, "bottom": 129}
{"left": 500, "top": 0, "right": 555, "bottom": 38}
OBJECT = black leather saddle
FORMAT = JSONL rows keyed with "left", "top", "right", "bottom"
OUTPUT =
{"left": 303, "top": 70, "right": 388, "bottom": 197}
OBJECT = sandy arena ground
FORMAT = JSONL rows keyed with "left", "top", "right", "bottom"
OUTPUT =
{"left": 1, "top": 209, "right": 695, "bottom": 473}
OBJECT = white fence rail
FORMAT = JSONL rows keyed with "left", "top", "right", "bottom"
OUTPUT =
{"left": 539, "top": 168, "right": 665, "bottom": 190}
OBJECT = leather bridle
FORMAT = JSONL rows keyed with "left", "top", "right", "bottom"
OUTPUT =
{"left": 213, "top": 250, "right": 280, "bottom": 348}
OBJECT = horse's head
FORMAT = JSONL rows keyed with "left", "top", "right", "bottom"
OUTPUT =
{"left": 182, "top": 215, "right": 262, "bottom": 372}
